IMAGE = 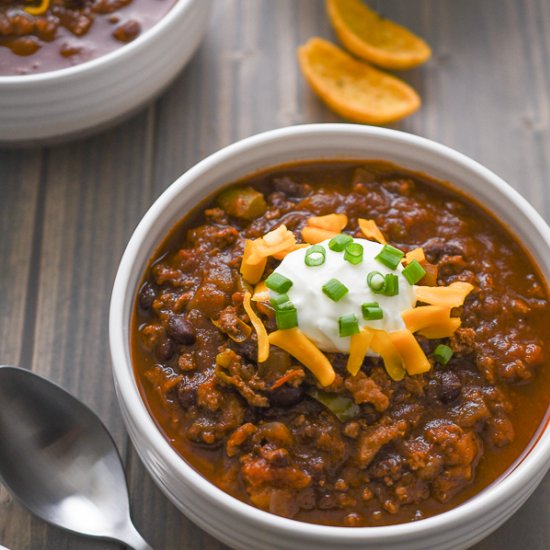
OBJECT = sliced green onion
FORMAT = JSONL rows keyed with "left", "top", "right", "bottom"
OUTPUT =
{"left": 265, "top": 272, "right": 293, "bottom": 293}
{"left": 305, "top": 245, "right": 326, "bottom": 267}
{"left": 402, "top": 259, "right": 426, "bottom": 285}
{"left": 328, "top": 233, "right": 353, "bottom": 252}
{"left": 306, "top": 387, "right": 359, "bottom": 422}
{"left": 367, "top": 271, "right": 386, "bottom": 293}
{"left": 382, "top": 273, "right": 399, "bottom": 296}
{"left": 275, "top": 307, "right": 298, "bottom": 330}
{"left": 362, "top": 302, "right": 384, "bottom": 321}
{"left": 273, "top": 300, "right": 295, "bottom": 311}
{"left": 375, "top": 244, "right": 404, "bottom": 270}
{"left": 344, "top": 242, "right": 364, "bottom": 265}
{"left": 338, "top": 313, "right": 360, "bottom": 337}
{"left": 434, "top": 344, "right": 453, "bottom": 365}
{"left": 322, "top": 278, "right": 349, "bottom": 302}
{"left": 270, "top": 293, "right": 290, "bottom": 309}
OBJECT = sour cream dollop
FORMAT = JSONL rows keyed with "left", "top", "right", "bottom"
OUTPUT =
{"left": 270, "top": 238, "right": 416, "bottom": 353}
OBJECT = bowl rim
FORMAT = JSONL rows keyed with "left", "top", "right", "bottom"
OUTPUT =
{"left": 0, "top": 0, "right": 195, "bottom": 84}
{"left": 110, "top": 123, "right": 550, "bottom": 541}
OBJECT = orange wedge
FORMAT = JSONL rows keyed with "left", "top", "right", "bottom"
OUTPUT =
{"left": 297, "top": 37, "right": 420, "bottom": 124}
{"left": 326, "top": 0, "right": 431, "bottom": 70}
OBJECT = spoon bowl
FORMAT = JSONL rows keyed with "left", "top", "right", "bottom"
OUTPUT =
{"left": 0, "top": 366, "right": 151, "bottom": 550}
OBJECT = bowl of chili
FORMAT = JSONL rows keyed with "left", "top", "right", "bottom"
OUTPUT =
{"left": 0, "top": 0, "right": 212, "bottom": 144}
{"left": 110, "top": 124, "right": 550, "bottom": 550}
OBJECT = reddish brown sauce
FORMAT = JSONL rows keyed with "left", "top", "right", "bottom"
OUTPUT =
{"left": 131, "top": 161, "right": 550, "bottom": 527}
{"left": 0, "top": 0, "right": 175, "bottom": 75}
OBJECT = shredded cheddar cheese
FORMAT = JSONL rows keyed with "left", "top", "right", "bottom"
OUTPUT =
{"left": 402, "top": 305, "right": 451, "bottom": 333}
{"left": 307, "top": 213, "right": 348, "bottom": 232}
{"left": 268, "top": 327, "right": 336, "bottom": 386}
{"left": 251, "top": 281, "right": 270, "bottom": 302}
{"left": 370, "top": 330, "right": 406, "bottom": 381}
{"left": 302, "top": 226, "right": 339, "bottom": 244}
{"left": 358, "top": 218, "right": 387, "bottom": 244}
{"left": 418, "top": 317, "right": 461, "bottom": 339}
{"left": 250, "top": 225, "right": 297, "bottom": 263}
{"left": 404, "top": 247, "right": 426, "bottom": 265}
{"left": 240, "top": 240, "right": 267, "bottom": 284}
{"left": 389, "top": 329, "right": 431, "bottom": 375}
{"left": 243, "top": 292, "right": 270, "bottom": 363}
{"left": 415, "top": 281, "right": 474, "bottom": 308}
{"left": 272, "top": 243, "right": 309, "bottom": 260}
{"left": 241, "top": 225, "right": 298, "bottom": 283}
{"left": 347, "top": 328, "right": 375, "bottom": 375}
{"left": 302, "top": 213, "right": 348, "bottom": 244}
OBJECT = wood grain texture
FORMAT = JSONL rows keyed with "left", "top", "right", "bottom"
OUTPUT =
{"left": 0, "top": 149, "right": 42, "bottom": 550}
{"left": 0, "top": 1, "right": 549, "bottom": 549}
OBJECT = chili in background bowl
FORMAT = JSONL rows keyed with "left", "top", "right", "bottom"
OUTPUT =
{"left": 110, "top": 124, "right": 550, "bottom": 550}
{"left": 0, "top": 0, "right": 212, "bottom": 144}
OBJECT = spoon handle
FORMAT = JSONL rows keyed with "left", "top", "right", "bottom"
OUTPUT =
{"left": 116, "top": 521, "right": 154, "bottom": 550}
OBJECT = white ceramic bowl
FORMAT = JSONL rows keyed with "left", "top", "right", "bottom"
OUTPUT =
{"left": 0, "top": 0, "right": 212, "bottom": 145}
{"left": 110, "top": 124, "right": 550, "bottom": 550}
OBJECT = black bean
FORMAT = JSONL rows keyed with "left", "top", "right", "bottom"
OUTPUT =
{"left": 437, "top": 371, "right": 462, "bottom": 404}
{"left": 177, "top": 383, "right": 197, "bottom": 410}
{"left": 269, "top": 385, "right": 304, "bottom": 407}
{"left": 423, "top": 237, "right": 463, "bottom": 263}
{"left": 361, "top": 404, "right": 381, "bottom": 425}
{"left": 229, "top": 339, "right": 257, "bottom": 364}
{"left": 138, "top": 282, "right": 157, "bottom": 310}
{"left": 272, "top": 176, "right": 312, "bottom": 197}
{"left": 156, "top": 338, "right": 175, "bottom": 361}
{"left": 166, "top": 314, "right": 196, "bottom": 345}
{"left": 296, "top": 487, "right": 316, "bottom": 510}
{"left": 318, "top": 493, "right": 338, "bottom": 510}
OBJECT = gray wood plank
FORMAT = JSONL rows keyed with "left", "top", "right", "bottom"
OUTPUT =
{"left": 0, "top": 108, "right": 158, "bottom": 550}
{"left": 0, "top": 150, "right": 42, "bottom": 368}
{"left": 32, "top": 106, "right": 156, "bottom": 439}
{"left": 0, "top": 149, "right": 42, "bottom": 550}
{"left": 27, "top": 109, "right": 159, "bottom": 549}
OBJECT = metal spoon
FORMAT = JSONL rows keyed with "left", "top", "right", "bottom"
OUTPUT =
{"left": 0, "top": 365, "right": 152, "bottom": 550}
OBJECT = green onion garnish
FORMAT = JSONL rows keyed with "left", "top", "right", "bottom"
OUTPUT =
{"left": 375, "top": 244, "right": 404, "bottom": 270}
{"left": 328, "top": 233, "right": 353, "bottom": 252}
{"left": 322, "top": 278, "right": 349, "bottom": 302}
{"left": 339, "top": 314, "right": 360, "bottom": 337}
{"left": 305, "top": 245, "right": 326, "bottom": 267}
{"left": 362, "top": 302, "right": 383, "bottom": 321}
{"left": 382, "top": 273, "right": 399, "bottom": 296}
{"left": 270, "top": 293, "right": 290, "bottom": 309}
{"left": 275, "top": 300, "right": 295, "bottom": 311}
{"left": 402, "top": 259, "right": 426, "bottom": 285}
{"left": 434, "top": 344, "right": 453, "bottom": 365}
{"left": 265, "top": 272, "right": 293, "bottom": 293}
{"left": 344, "top": 242, "right": 363, "bottom": 265}
{"left": 367, "top": 271, "right": 386, "bottom": 293}
{"left": 275, "top": 307, "right": 298, "bottom": 330}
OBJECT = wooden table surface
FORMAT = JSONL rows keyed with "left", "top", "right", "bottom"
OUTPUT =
{"left": 1, "top": 1, "right": 549, "bottom": 548}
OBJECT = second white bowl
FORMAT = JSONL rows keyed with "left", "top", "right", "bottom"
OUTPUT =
{"left": 0, "top": 0, "right": 212, "bottom": 145}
